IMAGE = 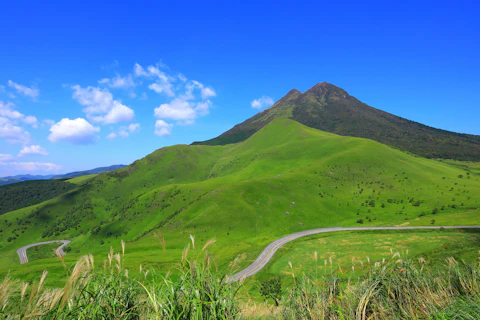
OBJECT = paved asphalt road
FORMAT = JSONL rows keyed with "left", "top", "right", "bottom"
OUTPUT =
{"left": 17, "top": 240, "right": 71, "bottom": 264}
{"left": 227, "top": 226, "right": 480, "bottom": 283}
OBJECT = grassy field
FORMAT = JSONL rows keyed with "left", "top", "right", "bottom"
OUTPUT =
{"left": 260, "top": 229, "right": 480, "bottom": 279}
{"left": 66, "top": 174, "right": 98, "bottom": 185}
{"left": 0, "top": 119, "right": 479, "bottom": 286}
{"left": 25, "top": 243, "right": 61, "bottom": 262}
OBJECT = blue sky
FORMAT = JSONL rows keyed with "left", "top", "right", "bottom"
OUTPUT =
{"left": 0, "top": 0, "right": 479, "bottom": 176}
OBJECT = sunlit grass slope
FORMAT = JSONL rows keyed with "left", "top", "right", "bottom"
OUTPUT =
{"left": 0, "top": 119, "right": 479, "bottom": 284}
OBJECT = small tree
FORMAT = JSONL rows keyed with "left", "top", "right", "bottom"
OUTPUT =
{"left": 259, "top": 277, "right": 282, "bottom": 306}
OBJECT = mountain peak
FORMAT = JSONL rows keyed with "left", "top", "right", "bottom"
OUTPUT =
{"left": 304, "top": 82, "right": 350, "bottom": 100}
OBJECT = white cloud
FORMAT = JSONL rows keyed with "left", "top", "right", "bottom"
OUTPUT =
{"left": 128, "top": 123, "right": 140, "bottom": 132}
{"left": 71, "top": 85, "right": 135, "bottom": 124}
{"left": 195, "top": 100, "right": 212, "bottom": 116}
{"left": 0, "top": 154, "right": 13, "bottom": 161}
{"left": 0, "top": 101, "right": 37, "bottom": 128}
{"left": 72, "top": 85, "right": 113, "bottom": 114}
{"left": 178, "top": 74, "right": 187, "bottom": 82}
{"left": 134, "top": 63, "right": 148, "bottom": 77}
{"left": 90, "top": 101, "right": 135, "bottom": 124}
{"left": 154, "top": 120, "right": 173, "bottom": 137}
{"left": 48, "top": 118, "right": 100, "bottom": 144}
{"left": 139, "top": 92, "right": 148, "bottom": 100}
{"left": 7, "top": 80, "right": 39, "bottom": 99}
{"left": 154, "top": 98, "right": 196, "bottom": 121}
{"left": 251, "top": 96, "right": 274, "bottom": 109}
{"left": 23, "top": 115, "right": 38, "bottom": 127}
{"left": 118, "top": 130, "right": 129, "bottom": 138}
{"left": 148, "top": 82, "right": 175, "bottom": 97}
{"left": 107, "top": 123, "right": 140, "bottom": 140}
{"left": 43, "top": 119, "right": 55, "bottom": 126}
{"left": 135, "top": 62, "right": 176, "bottom": 97}
{"left": 0, "top": 101, "right": 24, "bottom": 119}
{"left": 201, "top": 87, "right": 216, "bottom": 99}
{"left": 99, "top": 74, "right": 135, "bottom": 89}
{"left": 0, "top": 162, "right": 61, "bottom": 174}
{"left": 0, "top": 116, "right": 30, "bottom": 144}
{"left": 18, "top": 145, "right": 48, "bottom": 157}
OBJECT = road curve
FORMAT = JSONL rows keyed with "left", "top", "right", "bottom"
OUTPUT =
{"left": 228, "top": 226, "right": 480, "bottom": 283}
{"left": 17, "top": 240, "right": 71, "bottom": 264}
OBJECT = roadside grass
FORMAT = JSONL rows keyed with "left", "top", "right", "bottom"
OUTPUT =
{"left": 1, "top": 239, "right": 480, "bottom": 319}
{"left": 26, "top": 243, "right": 61, "bottom": 262}
{"left": 0, "top": 119, "right": 479, "bottom": 285}
{"left": 260, "top": 229, "right": 480, "bottom": 281}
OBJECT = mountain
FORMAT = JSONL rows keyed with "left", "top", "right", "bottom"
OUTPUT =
{"left": 193, "top": 82, "right": 480, "bottom": 161}
{"left": 1, "top": 119, "right": 479, "bottom": 281}
{"left": 51, "top": 164, "right": 127, "bottom": 179}
{"left": 0, "top": 165, "right": 126, "bottom": 186}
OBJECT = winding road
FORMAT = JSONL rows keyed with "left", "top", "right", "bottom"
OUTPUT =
{"left": 17, "top": 240, "right": 71, "bottom": 264}
{"left": 228, "top": 226, "right": 480, "bottom": 283}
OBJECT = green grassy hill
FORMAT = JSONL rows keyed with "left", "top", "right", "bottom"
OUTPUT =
{"left": 1, "top": 119, "right": 479, "bottom": 284}
{"left": 0, "top": 179, "right": 75, "bottom": 215}
{"left": 193, "top": 83, "right": 480, "bottom": 161}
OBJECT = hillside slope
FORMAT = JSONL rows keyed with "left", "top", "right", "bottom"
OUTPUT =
{"left": 0, "top": 180, "right": 75, "bottom": 215}
{"left": 0, "top": 119, "right": 479, "bottom": 281}
{"left": 193, "top": 83, "right": 480, "bottom": 161}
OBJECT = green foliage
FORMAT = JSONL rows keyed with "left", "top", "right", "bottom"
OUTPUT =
{"left": 26, "top": 243, "right": 59, "bottom": 261}
{"left": 0, "top": 179, "right": 75, "bottom": 215}
{"left": 259, "top": 277, "right": 282, "bottom": 306}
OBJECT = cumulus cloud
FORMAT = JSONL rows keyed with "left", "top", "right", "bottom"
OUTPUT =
{"left": 0, "top": 101, "right": 23, "bottom": 119}
{"left": 0, "top": 101, "right": 38, "bottom": 129}
{"left": 48, "top": 118, "right": 100, "bottom": 144}
{"left": 119, "top": 130, "right": 129, "bottom": 138}
{"left": 91, "top": 101, "right": 135, "bottom": 124}
{"left": 251, "top": 96, "right": 274, "bottom": 109}
{"left": 201, "top": 87, "right": 216, "bottom": 99}
{"left": 7, "top": 80, "right": 39, "bottom": 99}
{"left": 0, "top": 154, "right": 13, "bottom": 161}
{"left": 135, "top": 62, "right": 176, "bottom": 97}
{"left": 135, "top": 62, "right": 218, "bottom": 136}
{"left": 134, "top": 63, "right": 148, "bottom": 77}
{"left": 99, "top": 74, "right": 135, "bottom": 89}
{"left": 107, "top": 123, "right": 140, "bottom": 139}
{"left": 0, "top": 162, "right": 61, "bottom": 175}
{"left": 23, "top": 115, "right": 38, "bottom": 127}
{"left": 154, "top": 120, "right": 173, "bottom": 137}
{"left": 154, "top": 98, "right": 196, "bottom": 121}
{"left": 148, "top": 82, "right": 174, "bottom": 97}
{"left": 71, "top": 85, "right": 135, "bottom": 124}
{"left": 18, "top": 145, "right": 48, "bottom": 157}
{"left": 153, "top": 98, "right": 213, "bottom": 125}
{"left": 0, "top": 116, "right": 30, "bottom": 144}
{"left": 128, "top": 123, "right": 140, "bottom": 132}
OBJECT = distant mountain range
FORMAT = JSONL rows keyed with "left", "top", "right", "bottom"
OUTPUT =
{"left": 0, "top": 164, "right": 126, "bottom": 186}
{"left": 193, "top": 82, "right": 480, "bottom": 161}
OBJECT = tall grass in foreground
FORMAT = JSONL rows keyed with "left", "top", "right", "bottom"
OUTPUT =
{"left": 1, "top": 243, "right": 480, "bottom": 319}
{"left": 0, "top": 238, "right": 240, "bottom": 319}
{"left": 279, "top": 252, "right": 480, "bottom": 320}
